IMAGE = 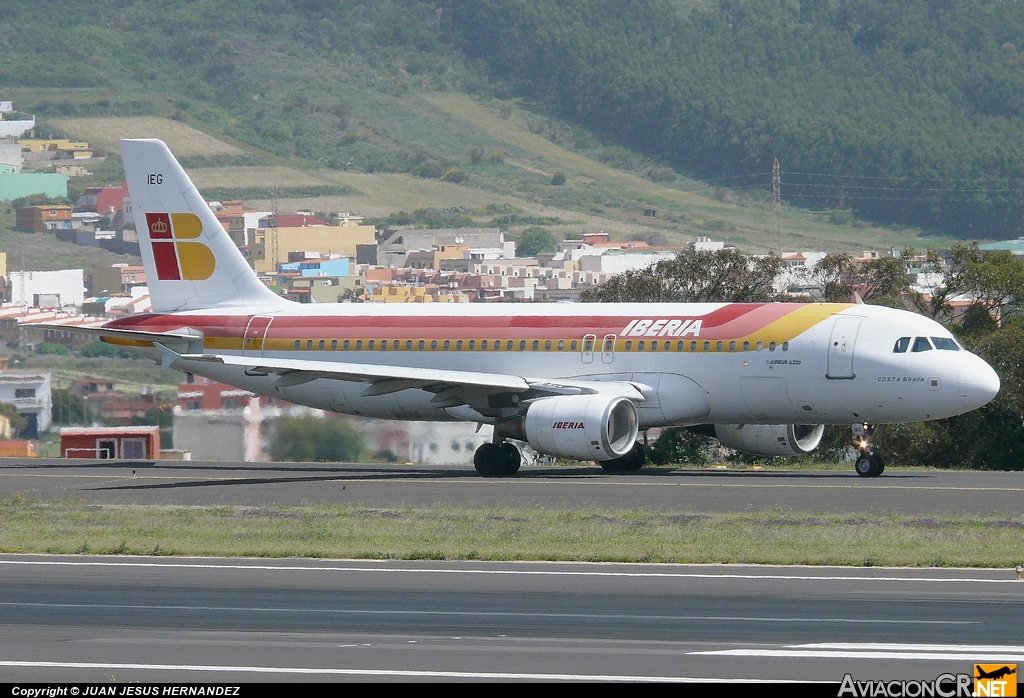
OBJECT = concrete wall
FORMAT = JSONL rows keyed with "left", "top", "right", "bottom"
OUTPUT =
{"left": 8, "top": 269, "right": 85, "bottom": 308}
{"left": 173, "top": 409, "right": 248, "bottom": 461}
{"left": 0, "top": 144, "right": 22, "bottom": 172}
{"left": 0, "top": 117, "right": 34, "bottom": 139}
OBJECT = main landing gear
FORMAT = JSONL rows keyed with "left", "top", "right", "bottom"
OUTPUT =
{"left": 599, "top": 442, "right": 647, "bottom": 473}
{"left": 474, "top": 440, "right": 522, "bottom": 477}
{"left": 852, "top": 423, "right": 884, "bottom": 478}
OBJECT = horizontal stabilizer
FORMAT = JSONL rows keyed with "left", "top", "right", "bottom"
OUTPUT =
{"left": 28, "top": 323, "right": 204, "bottom": 352}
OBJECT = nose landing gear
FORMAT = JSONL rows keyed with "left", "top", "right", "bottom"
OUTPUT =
{"left": 852, "top": 423, "right": 884, "bottom": 477}
{"left": 474, "top": 439, "right": 522, "bottom": 477}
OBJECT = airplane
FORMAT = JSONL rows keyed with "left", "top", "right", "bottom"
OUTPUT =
{"left": 43, "top": 139, "right": 1001, "bottom": 477}
{"left": 975, "top": 666, "right": 1017, "bottom": 681}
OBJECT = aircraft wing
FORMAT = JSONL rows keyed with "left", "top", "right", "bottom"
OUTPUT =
{"left": 176, "top": 352, "right": 646, "bottom": 410}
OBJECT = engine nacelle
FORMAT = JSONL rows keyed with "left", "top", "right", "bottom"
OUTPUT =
{"left": 714, "top": 423, "right": 824, "bottom": 457}
{"left": 497, "top": 394, "right": 639, "bottom": 461}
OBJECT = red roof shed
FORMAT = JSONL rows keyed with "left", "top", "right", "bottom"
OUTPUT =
{"left": 60, "top": 426, "right": 160, "bottom": 460}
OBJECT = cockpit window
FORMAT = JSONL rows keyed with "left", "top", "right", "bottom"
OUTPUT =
{"left": 931, "top": 337, "right": 960, "bottom": 351}
{"left": 893, "top": 337, "right": 910, "bottom": 353}
{"left": 911, "top": 337, "right": 933, "bottom": 352}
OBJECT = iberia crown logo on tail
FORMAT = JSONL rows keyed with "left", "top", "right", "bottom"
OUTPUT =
{"left": 145, "top": 212, "right": 216, "bottom": 281}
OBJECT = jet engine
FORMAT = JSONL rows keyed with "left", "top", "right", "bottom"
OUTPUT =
{"left": 714, "top": 423, "right": 824, "bottom": 457}
{"left": 495, "top": 394, "right": 639, "bottom": 461}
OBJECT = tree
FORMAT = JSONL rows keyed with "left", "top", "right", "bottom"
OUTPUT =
{"left": 0, "top": 403, "right": 28, "bottom": 438}
{"left": 270, "top": 416, "right": 364, "bottom": 463}
{"left": 581, "top": 249, "right": 783, "bottom": 303}
{"left": 517, "top": 226, "right": 556, "bottom": 257}
{"left": 813, "top": 252, "right": 909, "bottom": 304}
{"left": 943, "top": 243, "right": 1024, "bottom": 323}
{"left": 51, "top": 389, "right": 88, "bottom": 426}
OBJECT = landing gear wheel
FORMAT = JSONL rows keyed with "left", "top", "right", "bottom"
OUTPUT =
{"left": 599, "top": 442, "right": 646, "bottom": 473}
{"left": 474, "top": 442, "right": 521, "bottom": 477}
{"left": 499, "top": 441, "right": 521, "bottom": 475}
{"left": 854, "top": 452, "right": 882, "bottom": 478}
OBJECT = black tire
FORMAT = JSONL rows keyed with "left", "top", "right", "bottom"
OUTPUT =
{"left": 474, "top": 443, "right": 504, "bottom": 477}
{"left": 499, "top": 442, "right": 521, "bottom": 475}
{"left": 854, "top": 453, "right": 881, "bottom": 478}
{"left": 474, "top": 442, "right": 520, "bottom": 477}
{"left": 599, "top": 442, "right": 646, "bottom": 473}
{"left": 875, "top": 456, "right": 885, "bottom": 475}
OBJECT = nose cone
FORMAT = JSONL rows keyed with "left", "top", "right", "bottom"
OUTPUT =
{"left": 959, "top": 355, "right": 1001, "bottom": 412}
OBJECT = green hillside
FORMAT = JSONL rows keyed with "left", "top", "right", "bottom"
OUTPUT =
{"left": 450, "top": 0, "right": 1024, "bottom": 240}
{"left": 0, "top": 0, "right": 966, "bottom": 260}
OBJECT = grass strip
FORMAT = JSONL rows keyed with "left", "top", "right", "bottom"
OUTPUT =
{"left": 199, "top": 185, "right": 356, "bottom": 201}
{"left": 2, "top": 497, "right": 1022, "bottom": 568}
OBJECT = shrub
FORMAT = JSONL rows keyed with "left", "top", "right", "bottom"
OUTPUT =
{"left": 440, "top": 168, "right": 468, "bottom": 183}
{"left": 551, "top": 172, "right": 567, "bottom": 185}
{"left": 260, "top": 119, "right": 294, "bottom": 143}
{"left": 36, "top": 342, "right": 70, "bottom": 356}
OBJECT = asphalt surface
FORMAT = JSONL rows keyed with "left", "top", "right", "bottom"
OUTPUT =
{"left": 0, "top": 459, "right": 1023, "bottom": 515}
{"left": 0, "top": 556, "right": 1022, "bottom": 682}
{"left": 2, "top": 461, "right": 1023, "bottom": 682}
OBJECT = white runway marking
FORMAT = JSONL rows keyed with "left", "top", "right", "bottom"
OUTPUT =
{"left": 0, "top": 558, "right": 1016, "bottom": 584}
{"left": 0, "top": 660, "right": 788, "bottom": 682}
{"left": 691, "top": 642, "right": 1024, "bottom": 661}
{"left": 798, "top": 643, "right": 1024, "bottom": 653}
{"left": 0, "top": 601, "right": 973, "bottom": 625}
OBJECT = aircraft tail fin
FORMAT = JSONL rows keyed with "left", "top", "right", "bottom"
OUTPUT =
{"left": 120, "top": 138, "right": 287, "bottom": 313}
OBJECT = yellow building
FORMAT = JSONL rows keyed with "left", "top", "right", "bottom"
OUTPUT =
{"left": 250, "top": 222, "right": 376, "bottom": 273}
{"left": 19, "top": 139, "right": 90, "bottom": 153}
{"left": 364, "top": 286, "right": 465, "bottom": 303}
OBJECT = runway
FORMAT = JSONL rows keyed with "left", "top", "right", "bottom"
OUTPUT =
{"left": 1, "top": 459, "right": 1023, "bottom": 515}
{"left": 1, "top": 555, "right": 1022, "bottom": 682}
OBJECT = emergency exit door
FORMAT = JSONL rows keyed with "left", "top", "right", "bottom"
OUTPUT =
{"left": 242, "top": 316, "right": 274, "bottom": 357}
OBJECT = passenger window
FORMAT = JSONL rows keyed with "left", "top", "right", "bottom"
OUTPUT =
{"left": 931, "top": 337, "right": 960, "bottom": 351}
{"left": 911, "top": 337, "right": 933, "bottom": 353}
{"left": 893, "top": 337, "right": 910, "bottom": 353}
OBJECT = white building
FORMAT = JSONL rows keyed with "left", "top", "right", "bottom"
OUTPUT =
{"left": 0, "top": 143, "right": 22, "bottom": 175}
{"left": 346, "top": 417, "right": 493, "bottom": 465}
{"left": 578, "top": 250, "right": 677, "bottom": 275}
{"left": 0, "top": 102, "right": 34, "bottom": 139}
{"left": 8, "top": 269, "right": 86, "bottom": 309}
{"left": 0, "top": 370, "right": 51, "bottom": 437}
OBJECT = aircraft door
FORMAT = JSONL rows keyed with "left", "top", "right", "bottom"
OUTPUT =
{"left": 581, "top": 334, "right": 596, "bottom": 364}
{"left": 243, "top": 316, "right": 274, "bottom": 358}
{"left": 601, "top": 334, "right": 616, "bottom": 364}
{"left": 826, "top": 316, "right": 862, "bottom": 380}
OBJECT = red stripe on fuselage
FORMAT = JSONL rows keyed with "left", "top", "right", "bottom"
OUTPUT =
{"left": 106, "top": 304, "right": 797, "bottom": 341}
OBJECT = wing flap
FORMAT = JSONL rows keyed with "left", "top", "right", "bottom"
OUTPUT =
{"left": 181, "top": 353, "right": 531, "bottom": 393}
{"left": 177, "top": 353, "right": 647, "bottom": 403}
